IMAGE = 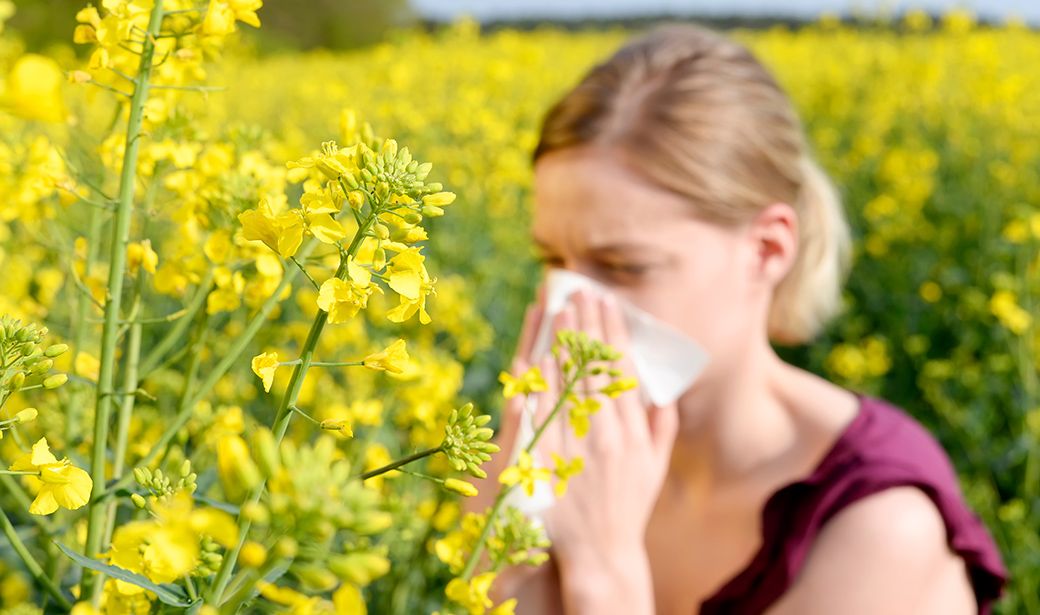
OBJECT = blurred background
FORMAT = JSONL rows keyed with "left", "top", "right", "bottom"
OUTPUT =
{"left": 3, "top": 0, "right": 1038, "bottom": 612}
{"left": 7, "top": 0, "right": 1039, "bottom": 50}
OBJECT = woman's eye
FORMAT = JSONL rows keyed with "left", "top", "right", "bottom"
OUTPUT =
{"left": 605, "top": 263, "right": 651, "bottom": 276}
{"left": 536, "top": 255, "right": 564, "bottom": 267}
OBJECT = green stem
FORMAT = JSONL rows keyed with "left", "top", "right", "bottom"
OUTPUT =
{"left": 281, "top": 360, "right": 364, "bottom": 367}
{"left": 0, "top": 470, "right": 40, "bottom": 476}
{"left": 289, "top": 256, "right": 320, "bottom": 290}
{"left": 289, "top": 405, "right": 320, "bottom": 424}
{"left": 359, "top": 447, "right": 443, "bottom": 481}
{"left": 0, "top": 508, "right": 73, "bottom": 610}
{"left": 81, "top": 0, "right": 166, "bottom": 600}
{"left": 100, "top": 274, "right": 146, "bottom": 551}
{"left": 100, "top": 237, "right": 320, "bottom": 498}
{"left": 206, "top": 212, "right": 380, "bottom": 604}
{"left": 219, "top": 555, "right": 287, "bottom": 613}
{"left": 459, "top": 371, "right": 580, "bottom": 581}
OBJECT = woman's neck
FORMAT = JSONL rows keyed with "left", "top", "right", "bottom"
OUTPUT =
{"left": 664, "top": 341, "right": 804, "bottom": 503}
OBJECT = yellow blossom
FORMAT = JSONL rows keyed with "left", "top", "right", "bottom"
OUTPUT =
{"left": 2, "top": 54, "right": 65, "bottom": 122}
{"left": 9, "top": 437, "right": 92, "bottom": 515}
{"left": 126, "top": 239, "right": 158, "bottom": 275}
{"left": 498, "top": 450, "right": 551, "bottom": 497}
{"left": 251, "top": 351, "right": 280, "bottom": 392}
{"left": 238, "top": 198, "right": 304, "bottom": 258}
{"left": 550, "top": 453, "right": 584, "bottom": 497}
{"left": 498, "top": 366, "right": 547, "bottom": 399}
{"left": 445, "top": 572, "right": 496, "bottom": 615}
{"left": 385, "top": 248, "right": 435, "bottom": 324}
{"left": 567, "top": 396, "right": 601, "bottom": 438}
{"left": 317, "top": 259, "right": 381, "bottom": 323}
{"left": 332, "top": 583, "right": 367, "bottom": 615}
{"left": 362, "top": 339, "right": 409, "bottom": 374}
{"left": 600, "top": 377, "right": 638, "bottom": 398}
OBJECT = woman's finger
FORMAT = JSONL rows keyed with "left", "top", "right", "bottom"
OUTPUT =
{"left": 598, "top": 292, "right": 650, "bottom": 446}
{"left": 516, "top": 298, "right": 544, "bottom": 364}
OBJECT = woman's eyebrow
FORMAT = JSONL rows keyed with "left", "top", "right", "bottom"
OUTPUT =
{"left": 532, "top": 235, "right": 663, "bottom": 257}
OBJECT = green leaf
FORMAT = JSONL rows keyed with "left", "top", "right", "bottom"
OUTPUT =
{"left": 55, "top": 542, "right": 192, "bottom": 607}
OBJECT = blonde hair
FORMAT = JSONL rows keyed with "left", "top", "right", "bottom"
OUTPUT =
{"left": 532, "top": 23, "right": 853, "bottom": 345}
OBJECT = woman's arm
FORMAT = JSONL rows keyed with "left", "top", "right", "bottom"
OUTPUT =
{"left": 765, "top": 486, "right": 976, "bottom": 615}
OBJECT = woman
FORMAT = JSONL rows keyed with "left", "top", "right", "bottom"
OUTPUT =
{"left": 465, "top": 22, "right": 1007, "bottom": 614}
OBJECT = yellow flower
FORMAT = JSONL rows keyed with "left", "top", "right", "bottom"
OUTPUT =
{"left": 2, "top": 54, "right": 65, "bottom": 122}
{"left": 200, "top": 0, "right": 262, "bottom": 36}
{"left": 238, "top": 198, "right": 304, "bottom": 258}
{"left": 217, "top": 434, "right": 262, "bottom": 501}
{"left": 445, "top": 572, "right": 496, "bottom": 615}
{"left": 317, "top": 259, "right": 382, "bottom": 323}
{"left": 443, "top": 478, "right": 479, "bottom": 497}
{"left": 600, "top": 377, "right": 638, "bottom": 398}
{"left": 550, "top": 453, "right": 584, "bottom": 497}
{"left": 990, "top": 290, "right": 1033, "bottom": 335}
{"left": 287, "top": 141, "right": 358, "bottom": 181}
{"left": 332, "top": 583, "right": 367, "bottom": 615}
{"left": 567, "top": 396, "right": 601, "bottom": 438}
{"left": 490, "top": 599, "right": 518, "bottom": 615}
{"left": 108, "top": 521, "right": 196, "bottom": 585}
{"left": 125, "top": 240, "right": 158, "bottom": 275}
{"left": 498, "top": 451, "right": 551, "bottom": 497}
{"left": 9, "top": 437, "right": 92, "bottom": 515}
{"left": 239, "top": 541, "right": 267, "bottom": 568}
{"left": 251, "top": 351, "right": 280, "bottom": 392}
{"left": 362, "top": 339, "right": 409, "bottom": 374}
{"left": 498, "top": 366, "right": 547, "bottom": 399}
{"left": 385, "top": 248, "right": 435, "bottom": 324}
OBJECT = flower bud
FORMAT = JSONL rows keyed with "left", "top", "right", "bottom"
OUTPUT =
{"left": 328, "top": 552, "right": 391, "bottom": 585}
{"left": 13, "top": 408, "right": 37, "bottom": 424}
{"left": 422, "top": 192, "right": 456, "bottom": 207}
{"left": 130, "top": 493, "right": 147, "bottom": 509}
{"left": 241, "top": 501, "right": 270, "bottom": 525}
{"left": 421, "top": 205, "right": 444, "bottom": 218}
{"left": 43, "top": 374, "right": 68, "bottom": 389}
{"left": 44, "top": 344, "right": 69, "bottom": 358}
{"left": 133, "top": 466, "right": 152, "bottom": 487}
{"left": 10, "top": 372, "right": 25, "bottom": 389}
{"left": 273, "top": 536, "right": 298, "bottom": 559}
{"left": 239, "top": 541, "right": 267, "bottom": 568}
{"left": 443, "top": 478, "right": 478, "bottom": 497}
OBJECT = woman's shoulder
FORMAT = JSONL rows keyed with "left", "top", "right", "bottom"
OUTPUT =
{"left": 699, "top": 392, "right": 1009, "bottom": 614}
{"left": 811, "top": 393, "right": 967, "bottom": 496}
{"left": 805, "top": 393, "right": 1008, "bottom": 609}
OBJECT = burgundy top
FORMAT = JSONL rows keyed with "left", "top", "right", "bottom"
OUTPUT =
{"left": 698, "top": 392, "right": 1007, "bottom": 614}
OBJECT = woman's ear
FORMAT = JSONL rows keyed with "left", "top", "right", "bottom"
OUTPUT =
{"left": 749, "top": 202, "right": 798, "bottom": 287}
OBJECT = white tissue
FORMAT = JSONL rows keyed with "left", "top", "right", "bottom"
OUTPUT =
{"left": 501, "top": 268, "right": 710, "bottom": 534}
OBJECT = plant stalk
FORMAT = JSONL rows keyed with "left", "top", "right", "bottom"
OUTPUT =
{"left": 81, "top": 0, "right": 166, "bottom": 601}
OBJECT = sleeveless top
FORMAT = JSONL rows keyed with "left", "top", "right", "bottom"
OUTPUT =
{"left": 698, "top": 392, "right": 1008, "bottom": 614}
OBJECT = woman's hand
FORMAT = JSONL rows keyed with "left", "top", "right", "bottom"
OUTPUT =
{"left": 533, "top": 288, "right": 679, "bottom": 613}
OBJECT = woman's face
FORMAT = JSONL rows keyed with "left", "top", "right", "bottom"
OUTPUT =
{"left": 531, "top": 145, "right": 794, "bottom": 365}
